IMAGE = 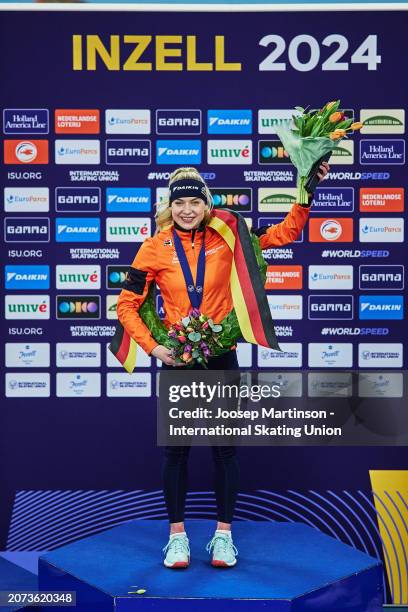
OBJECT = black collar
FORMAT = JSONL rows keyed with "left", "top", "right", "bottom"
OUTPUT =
{"left": 173, "top": 220, "right": 206, "bottom": 233}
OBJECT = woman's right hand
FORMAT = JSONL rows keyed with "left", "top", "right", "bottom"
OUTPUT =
{"left": 151, "top": 345, "right": 186, "bottom": 366}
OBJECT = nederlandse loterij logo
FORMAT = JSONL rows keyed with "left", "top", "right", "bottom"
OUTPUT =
{"left": 156, "top": 140, "right": 201, "bottom": 164}
{"left": 55, "top": 109, "right": 100, "bottom": 134}
{"left": 55, "top": 187, "right": 101, "bottom": 213}
{"left": 258, "top": 188, "right": 297, "bottom": 212}
{"left": 105, "top": 110, "right": 151, "bottom": 134}
{"left": 106, "top": 188, "right": 151, "bottom": 212}
{"left": 156, "top": 110, "right": 201, "bottom": 135}
{"left": 359, "top": 188, "right": 404, "bottom": 213}
{"left": 56, "top": 265, "right": 101, "bottom": 290}
{"left": 4, "top": 188, "right": 49, "bottom": 212}
{"left": 3, "top": 109, "right": 49, "bottom": 134}
{"left": 55, "top": 218, "right": 101, "bottom": 242}
{"left": 207, "top": 140, "right": 252, "bottom": 164}
{"left": 207, "top": 110, "right": 252, "bottom": 134}
{"left": 55, "top": 140, "right": 100, "bottom": 164}
{"left": 360, "top": 109, "right": 405, "bottom": 134}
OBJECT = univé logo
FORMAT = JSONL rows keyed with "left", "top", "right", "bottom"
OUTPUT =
{"left": 56, "top": 295, "right": 100, "bottom": 319}
{"left": 309, "top": 218, "right": 353, "bottom": 242}
{"left": 4, "top": 140, "right": 49, "bottom": 164}
{"left": 207, "top": 140, "right": 252, "bottom": 165}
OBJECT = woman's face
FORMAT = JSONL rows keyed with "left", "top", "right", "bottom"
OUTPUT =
{"left": 171, "top": 196, "right": 208, "bottom": 230}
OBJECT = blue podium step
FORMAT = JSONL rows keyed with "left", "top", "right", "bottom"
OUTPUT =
{"left": 38, "top": 519, "right": 383, "bottom": 611}
{"left": 0, "top": 556, "right": 37, "bottom": 611}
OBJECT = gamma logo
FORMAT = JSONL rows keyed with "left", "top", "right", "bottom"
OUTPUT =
{"left": 156, "top": 110, "right": 201, "bottom": 135}
{"left": 359, "top": 295, "right": 404, "bottom": 320}
{"left": 56, "top": 295, "right": 100, "bottom": 320}
{"left": 55, "top": 187, "right": 101, "bottom": 213}
{"left": 4, "top": 140, "right": 49, "bottom": 164}
{"left": 211, "top": 188, "right": 252, "bottom": 211}
{"left": 308, "top": 295, "right": 353, "bottom": 320}
{"left": 359, "top": 265, "right": 404, "bottom": 291}
{"left": 106, "top": 140, "right": 151, "bottom": 165}
{"left": 259, "top": 141, "right": 290, "bottom": 164}
{"left": 5, "top": 218, "right": 50, "bottom": 243}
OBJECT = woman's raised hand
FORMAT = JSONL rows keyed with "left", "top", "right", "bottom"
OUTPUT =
{"left": 151, "top": 345, "right": 186, "bottom": 366}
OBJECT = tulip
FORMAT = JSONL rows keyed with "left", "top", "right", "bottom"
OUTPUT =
{"left": 350, "top": 122, "right": 363, "bottom": 130}
{"left": 329, "top": 129, "right": 346, "bottom": 140}
{"left": 178, "top": 335, "right": 186, "bottom": 343}
{"left": 325, "top": 101, "right": 337, "bottom": 110}
{"left": 182, "top": 352, "right": 193, "bottom": 362}
{"left": 173, "top": 323, "right": 182, "bottom": 331}
{"left": 202, "top": 321, "right": 209, "bottom": 330}
{"left": 329, "top": 111, "right": 344, "bottom": 123}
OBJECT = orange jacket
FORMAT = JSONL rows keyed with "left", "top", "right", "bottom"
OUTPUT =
{"left": 116, "top": 203, "right": 310, "bottom": 355}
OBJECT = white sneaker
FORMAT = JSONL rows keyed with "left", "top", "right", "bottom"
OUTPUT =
{"left": 163, "top": 532, "right": 190, "bottom": 568}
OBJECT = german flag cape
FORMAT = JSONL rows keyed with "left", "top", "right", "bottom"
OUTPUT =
{"left": 208, "top": 208, "right": 280, "bottom": 351}
{"left": 109, "top": 208, "right": 280, "bottom": 373}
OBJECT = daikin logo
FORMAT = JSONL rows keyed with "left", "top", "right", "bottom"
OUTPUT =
{"left": 359, "top": 295, "right": 404, "bottom": 320}
{"left": 207, "top": 140, "right": 252, "bottom": 164}
{"left": 5, "top": 265, "right": 50, "bottom": 290}
{"left": 106, "top": 188, "right": 151, "bottom": 212}
{"left": 55, "top": 218, "right": 101, "bottom": 242}
{"left": 207, "top": 110, "right": 252, "bottom": 134}
{"left": 156, "top": 140, "right": 201, "bottom": 164}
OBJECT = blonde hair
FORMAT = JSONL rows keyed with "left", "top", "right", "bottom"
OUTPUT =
{"left": 154, "top": 167, "right": 214, "bottom": 234}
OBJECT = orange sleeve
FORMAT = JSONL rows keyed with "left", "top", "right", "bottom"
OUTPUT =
{"left": 255, "top": 203, "right": 310, "bottom": 249}
{"left": 116, "top": 237, "right": 159, "bottom": 356}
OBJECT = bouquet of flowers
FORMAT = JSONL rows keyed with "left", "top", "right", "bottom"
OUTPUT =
{"left": 167, "top": 308, "right": 223, "bottom": 367}
{"left": 276, "top": 100, "right": 363, "bottom": 204}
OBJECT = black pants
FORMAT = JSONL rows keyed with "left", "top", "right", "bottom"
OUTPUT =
{"left": 162, "top": 350, "right": 240, "bottom": 523}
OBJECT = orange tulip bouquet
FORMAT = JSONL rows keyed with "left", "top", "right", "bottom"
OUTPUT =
{"left": 276, "top": 100, "right": 363, "bottom": 204}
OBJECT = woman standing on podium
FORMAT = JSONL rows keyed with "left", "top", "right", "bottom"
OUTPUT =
{"left": 116, "top": 164, "right": 329, "bottom": 569}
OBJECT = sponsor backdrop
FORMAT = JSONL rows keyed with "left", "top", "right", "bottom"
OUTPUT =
{"left": 0, "top": 8, "right": 407, "bottom": 604}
